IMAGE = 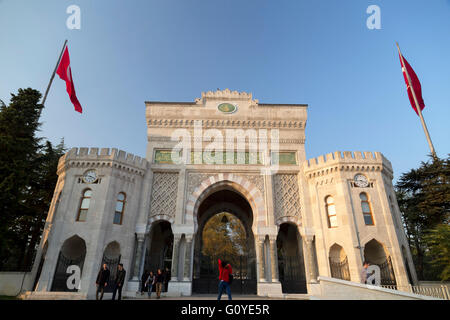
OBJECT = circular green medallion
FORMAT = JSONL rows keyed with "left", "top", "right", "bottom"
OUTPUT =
{"left": 218, "top": 103, "right": 237, "bottom": 113}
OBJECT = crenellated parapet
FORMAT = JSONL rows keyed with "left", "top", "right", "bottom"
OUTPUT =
{"left": 198, "top": 88, "right": 257, "bottom": 104}
{"left": 57, "top": 147, "right": 148, "bottom": 176}
{"left": 303, "top": 151, "right": 393, "bottom": 180}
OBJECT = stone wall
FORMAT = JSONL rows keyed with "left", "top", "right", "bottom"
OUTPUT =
{"left": 0, "top": 272, "right": 33, "bottom": 296}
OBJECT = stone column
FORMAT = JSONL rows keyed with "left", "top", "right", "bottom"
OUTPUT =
{"left": 183, "top": 235, "right": 193, "bottom": 281}
{"left": 171, "top": 234, "right": 182, "bottom": 281}
{"left": 304, "top": 234, "right": 318, "bottom": 283}
{"left": 257, "top": 236, "right": 266, "bottom": 282}
{"left": 269, "top": 235, "right": 279, "bottom": 282}
{"left": 132, "top": 233, "right": 145, "bottom": 281}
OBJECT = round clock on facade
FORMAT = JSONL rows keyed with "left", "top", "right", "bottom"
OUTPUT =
{"left": 83, "top": 169, "right": 98, "bottom": 184}
{"left": 354, "top": 174, "right": 369, "bottom": 187}
{"left": 217, "top": 103, "right": 237, "bottom": 114}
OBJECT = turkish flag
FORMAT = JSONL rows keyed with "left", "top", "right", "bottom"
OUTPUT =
{"left": 399, "top": 53, "right": 425, "bottom": 116}
{"left": 56, "top": 46, "right": 82, "bottom": 113}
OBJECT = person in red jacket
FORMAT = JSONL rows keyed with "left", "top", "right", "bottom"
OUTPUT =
{"left": 217, "top": 259, "right": 232, "bottom": 300}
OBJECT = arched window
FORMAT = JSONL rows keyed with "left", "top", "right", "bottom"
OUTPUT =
{"left": 77, "top": 189, "right": 92, "bottom": 222}
{"left": 114, "top": 192, "right": 126, "bottom": 225}
{"left": 325, "top": 196, "right": 338, "bottom": 228}
{"left": 360, "top": 192, "right": 374, "bottom": 225}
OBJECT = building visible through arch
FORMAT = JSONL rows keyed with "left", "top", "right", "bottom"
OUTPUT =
{"left": 29, "top": 89, "right": 417, "bottom": 298}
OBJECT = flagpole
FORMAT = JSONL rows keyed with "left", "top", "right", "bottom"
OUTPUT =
{"left": 39, "top": 39, "right": 68, "bottom": 117}
{"left": 396, "top": 42, "right": 437, "bottom": 158}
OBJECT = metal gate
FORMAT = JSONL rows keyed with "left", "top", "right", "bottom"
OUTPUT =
{"left": 377, "top": 256, "right": 397, "bottom": 286}
{"left": 278, "top": 255, "right": 307, "bottom": 293}
{"left": 51, "top": 251, "right": 85, "bottom": 292}
{"left": 329, "top": 256, "right": 351, "bottom": 281}
{"left": 192, "top": 254, "right": 256, "bottom": 294}
{"left": 101, "top": 254, "right": 121, "bottom": 293}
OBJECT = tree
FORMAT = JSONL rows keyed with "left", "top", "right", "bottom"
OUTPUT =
{"left": 202, "top": 212, "right": 247, "bottom": 267}
{"left": 0, "top": 88, "right": 66, "bottom": 270}
{"left": 424, "top": 224, "right": 450, "bottom": 281}
{"left": 396, "top": 155, "right": 450, "bottom": 280}
{"left": 0, "top": 88, "right": 43, "bottom": 269}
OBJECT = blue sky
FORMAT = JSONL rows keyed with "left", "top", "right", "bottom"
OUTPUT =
{"left": 1, "top": 0, "right": 449, "bottom": 182}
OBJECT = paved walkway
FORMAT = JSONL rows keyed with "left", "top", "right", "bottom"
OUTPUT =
{"left": 126, "top": 293, "right": 310, "bottom": 300}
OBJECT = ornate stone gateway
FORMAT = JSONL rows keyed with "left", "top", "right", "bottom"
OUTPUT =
{"left": 29, "top": 89, "right": 416, "bottom": 299}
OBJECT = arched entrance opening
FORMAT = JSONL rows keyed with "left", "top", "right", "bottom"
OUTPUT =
{"left": 193, "top": 188, "right": 257, "bottom": 294}
{"left": 51, "top": 235, "right": 86, "bottom": 291}
{"left": 364, "top": 239, "right": 396, "bottom": 285}
{"left": 144, "top": 221, "right": 174, "bottom": 275}
{"left": 100, "top": 241, "right": 121, "bottom": 292}
{"left": 277, "top": 223, "right": 307, "bottom": 293}
{"left": 329, "top": 243, "right": 350, "bottom": 281}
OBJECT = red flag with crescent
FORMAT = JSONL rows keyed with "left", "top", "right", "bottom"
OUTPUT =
{"left": 56, "top": 46, "right": 82, "bottom": 113}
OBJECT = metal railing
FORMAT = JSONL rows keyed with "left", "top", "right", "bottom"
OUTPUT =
{"left": 381, "top": 284, "right": 450, "bottom": 300}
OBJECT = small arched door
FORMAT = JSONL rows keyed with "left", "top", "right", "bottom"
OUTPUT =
{"left": 276, "top": 223, "right": 307, "bottom": 293}
{"left": 51, "top": 235, "right": 86, "bottom": 292}
{"left": 100, "top": 241, "right": 121, "bottom": 292}
{"left": 364, "top": 239, "right": 396, "bottom": 285}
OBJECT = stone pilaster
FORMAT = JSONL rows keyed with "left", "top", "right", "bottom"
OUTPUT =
{"left": 171, "top": 234, "right": 182, "bottom": 281}
{"left": 132, "top": 233, "right": 145, "bottom": 281}
{"left": 269, "top": 235, "right": 279, "bottom": 282}
{"left": 183, "top": 234, "right": 193, "bottom": 280}
{"left": 257, "top": 236, "right": 266, "bottom": 282}
{"left": 304, "top": 234, "right": 318, "bottom": 283}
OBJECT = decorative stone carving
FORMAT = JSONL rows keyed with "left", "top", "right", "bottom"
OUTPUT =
{"left": 187, "top": 173, "right": 265, "bottom": 198}
{"left": 147, "top": 119, "right": 304, "bottom": 131}
{"left": 245, "top": 175, "right": 265, "bottom": 198}
{"left": 273, "top": 174, "right": 301, "bottom": 221}
{"left": 187, "top": 173, "right": 211, "bottom": 196}
{"left": 149, "top": 172, "right": 179, "bottom": 219}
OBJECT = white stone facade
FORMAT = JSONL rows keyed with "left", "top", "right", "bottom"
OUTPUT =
{"left": 29, "top": 89, "right": 417, "bottom": 299}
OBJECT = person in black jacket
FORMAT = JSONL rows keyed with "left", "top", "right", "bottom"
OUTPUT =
{"left": 96, "top": 263, "right": 110, "bottom": 300}
{"left": 112, "top": 263, "right": 126, "bottom": 300}
{"left": 140, "top": 270, "right": 149, "bottom": 295}
{"left": 163, "top": 267, "right": 171, "bottom": 292}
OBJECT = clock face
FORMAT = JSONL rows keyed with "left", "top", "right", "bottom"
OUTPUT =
{"left": 83, "top": 170, "right": 98, "bottom": 184}
{"left": 354, "top": 174, "right": 369, "bottom": 187}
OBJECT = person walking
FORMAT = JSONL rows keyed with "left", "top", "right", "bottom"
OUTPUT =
{"left": 95, "top": 263, "right": 110, "bottom": 300}
{"left": 112, "top": 263, "right": 126, "bottom": 300}
{"left": 140, "top": 269, "right": 149, "bottom": 295}
{"left": 163, "top": 267, "right": 171, "bottom": 292}
{"left": 217, "top": 259, "right": 232, "bottom": 301}
{"left": 361, "top": 261, "right": 370, "bottom": 284}
{"left": 145, "top": 271, "right": 155, "bottom": 298}
{"left": 155, "top": 269, "right": 164, "bottom": 299}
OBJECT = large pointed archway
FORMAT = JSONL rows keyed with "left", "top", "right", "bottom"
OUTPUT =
{"left": 192, "top": 187, "right": 257, "bottom": 294}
